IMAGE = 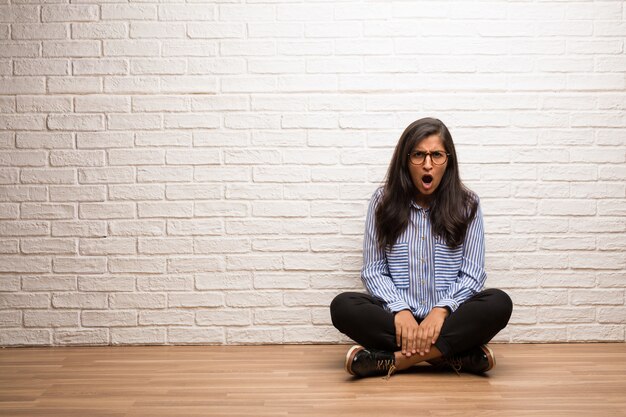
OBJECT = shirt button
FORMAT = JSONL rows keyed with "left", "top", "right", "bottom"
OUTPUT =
{"left": 421, "top": 258, "right": 425, "bottom": 263}
{"left": 421, "top": 236, "right": 425, "bottom": 240}
{"left": 420, "top": 279, "right": 425, "bottom": 285}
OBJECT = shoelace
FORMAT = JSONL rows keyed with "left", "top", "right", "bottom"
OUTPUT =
{"left": 445, "top": 357, "right": 462, "bottom": 376}
{"left": 375, "top": 359, "right": 396, "bottom": 380}
{"left": 383, "top": 364, "right": 396, "bottom": 380}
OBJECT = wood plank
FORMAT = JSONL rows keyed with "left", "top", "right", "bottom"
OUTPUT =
{"left": 0, "top": 344, "right": 624, "bottom": 417}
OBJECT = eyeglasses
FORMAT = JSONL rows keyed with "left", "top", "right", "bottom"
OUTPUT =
{"left": 408, "top": 150, "right": 450, "bottom": 166}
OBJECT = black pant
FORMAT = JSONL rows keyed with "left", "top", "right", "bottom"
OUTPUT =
{"left": 330, "top": 288, "right": 513, "bottom": 357}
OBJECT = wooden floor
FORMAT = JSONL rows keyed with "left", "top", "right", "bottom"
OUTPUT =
{"left": 0, "top": 344, "right": 625, "bottom": 417}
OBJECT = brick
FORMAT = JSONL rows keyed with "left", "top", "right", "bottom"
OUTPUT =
{"left": 160, "top": 76, "right": 218, "bottom": 93}
{"left": 53, "top": 257, "right": 107, "bottom": 274}
{"left": 283, "top": 254, "right": 341, "bottom": 271}
{"left": 508, "top": 326, "right": 567, "bottom": 343}
{"left": 538, "top": 307, "right": 595, "bottom": 324}
{"left": 139, "top": 238, "right": 193, "bottom": 255}
{"left": 598, "top": 199, "right": 626, "bottom": 216}
{"left": 130, "top": 22, "right": 185, "bottom": 39}
{"left": 167, "top": 219, "right": 223, "bottom": 236}
{"left": 109, "top": 258, "right": 166, "bottom": 274}
{"left": 0, "top": 186, "right": 47, "bottom": 202}
{"left": 225, "top": 291, "right": 281, "bottom": 308}
{"left": 226, "top": 254, "right": 282, "bottom": 271}
{"left": 0, "top": 42, "right": 39, "bottom": 58}
{"left": 108, "top": 114, "right": 162, "bottom": 130}
{"left": 251, "top": 238, "right": 307, "bottom": 253}
{"left": 109, "top": 185, "right": 164, "bottom": 201}
{"left": 570, "top": 253, "right": 625, "bottom": 270}
{"left": 21, "top": 238, "right": 76, "bottom": 254}
{"left": 196, "top": 309, "right": 251, "bottom": 326}
{"left": 224, "top": 149, "right": 281, "bottom": 164}
{"left": 194, "top": 237, "right": 250, "bottom": 254}
{"left": 20, "top": 168, "right": 76, "bottom": 184}
{"left": 52, "top": 293, "right": 107, "bottom": 309}
{"left": 139, "top": 310, "right": 194, "bottom": 326}
{"left": 254, "top": 308, "right": 310, "bottom": 325}
{"left": 195, "top": 273, "right": 252, "bottom": 290}
{"left": 136, "top": 132, "right": 191, "bottom": 147}
{"left": 0, "top": 150, "right": 46, "bottom": 166}
{"left": 77, "top": 132, "right": 133, "bottom": 149}
{"left": 136, "top": 276, "right": 193, "bottom": 292}
{"left": 224, "top": 184, "right": 280, "bottom": 200}
{"left": 0, "top": 330, "right": 51, "bottom": 346}
{"left": 283, "top": 184, "right": 341, "bottom": 201}
{"left": 47, "top": 76, "right": 101, "bottom": 94}
{"left": 0, "top": 6, "right": 39, "bottom": 23}
{"left": 227, "top": 327, "right": 283, "bottom": 344}
{"left": 138, "top": 201, "right": 192, "bottom": 218}
{"left": 568, "top": 325, "right": 624, "bottom": 342}
{"left": 79, "top": 238, "right": 136, "bottom": 255}
{"left": 22, "top": 275, "right": 76, "bottom": 291}
{"left": 252, "top": 201, "right": 308, "bottom": 217}
{"left": 0, "top": 239, "right": 18, "bottom": 254}
{"left": 195, "top": 201, "right": 248, "bottom": 217}
{"left": 110, "top": 150, "right": 164, "bottom": 166}
{"left": 82, "top": 311, "right": 137, "bottom": 327}
{"left": 188, "top": 58, "right": 245, "bottom": 74}
{"left": 104, "top": 40, "right": 160, "bottom": 57}
{"left": 188, "top": 23, "right": 244, "bottom": 38}
{"left": 50, "top": 150, "right": 105, "bottom": 167}
{"left": 72, "top": 23, "right": 127, "bottom": 39}
{"left": 24, "top": 311, "right": 79, "bottom": 328}
{"left": 251, "top": 131, "right": 305, "bottom": 147}
{"left": 163, "top": 114, "right": 220, "bottom": 129}
{"left": 73, "top": 59, "right": 128, "bottom": 75}
{"left": 167, "top": 257, "right": 224, "bottom": 273}
{"left": 221, "top": 76, "right": 275, "bottom": 93}
{"left": 0, "top": 77, "right": 45, "bottom": 94}
{"left": 111, "top": 328, "right": 166, "bottom": 345}
{"left": 131, "top": 59, "right": 186, "bottom": 75}
{"left": 133, "top": 96, "right": 189, "bottom": 112}
{"left": 168, "top": 328, "right": 225, "bottom": 345}
{"left": 165, "top": 149, "right": 221, "bottom": 165}
{"left": 168, "top": 293, "right": 223, "bottom": 308}
{"left": 597, "top": 307, "right": 626, "bottom": 324}
{"left": 0, "top": 293, "right": 50, "bottom": 308}
{"left": 166, "top": 184, "right": 221, "bottom": 200}
{"left": 44, "top": 41, "right": 100, "bottom": 57}
{"left": 42, "top": 5, "right": 98, "bottom": 22}
{"left": 195, "top": 166, "right": 250, "bottom": 182}
{"left": 75, "top": 96, "right": 130, "bottom": 113}
{"left": 101, "top": 5, "right": 157, "bottom": 20}
{"left": 47, "top": 114, "right": 104, "bottom": 131}
{"left": 51, "top": 221, "right": 106, "bottom": 238}
{"left": 17, "top": 96, "right": 71, "bottom": 112}
{"left": 110, "top": 293, "right": 166, "bottom": 309}
{"left": 220, "top": 5, "right": 274, "bottom": 21}
{"left": 109, "top": 220, "right": 164, "bottom": 236}
{"left": 14, "top": 59, "right": 68, "bottom": 76}
{"left": 137, "top": 167, "right": 193, "bottom": 182}
{"left": 0, "top": 275, "right": 20, "bottom": 292}
{"left": 0, "top": 311, "right": 21, "bottom": 327}
{"left": 79, "top": 203, "right": 135, "bottom": 220}
{"left": 158, "top": 5, "right": 215, "bottom": 20}
{"left": 164, "top": 40, "right": 217, "bottom": 57}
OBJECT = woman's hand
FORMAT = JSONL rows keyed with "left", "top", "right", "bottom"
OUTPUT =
{"left": 394, "top": 310, "right": 420, "bottom": 357}
{"left": 416, "top": 307, "right": 449, "bottom": 356}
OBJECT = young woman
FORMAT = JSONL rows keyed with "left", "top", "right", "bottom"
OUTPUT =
{"left": 330, "top": 117, "right": 513, "bottom": 378}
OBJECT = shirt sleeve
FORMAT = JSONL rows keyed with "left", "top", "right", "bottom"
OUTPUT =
{"left": 434, "top": 202, "right": 487, "bottom": 313}
{"left": 360, "top": 189, "right": 411, "bottom": 313}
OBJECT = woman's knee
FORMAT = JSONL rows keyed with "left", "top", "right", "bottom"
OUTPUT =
{"left": 329, "top": 292, "right": 357, "bottom": 327}
{"left": 485, "top": 288, "right": 513, "bottom": 326}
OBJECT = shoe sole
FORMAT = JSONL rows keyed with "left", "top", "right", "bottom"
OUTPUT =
{"left": 345, "top": 345, "right": 364, "bottom": 376}
{"left": 482, "top": 344, "right": 495, "bottom": 372}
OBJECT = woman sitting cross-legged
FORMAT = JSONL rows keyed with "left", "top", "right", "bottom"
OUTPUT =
{"left": 330, "top": 117, "right": 513, "bottom": 378}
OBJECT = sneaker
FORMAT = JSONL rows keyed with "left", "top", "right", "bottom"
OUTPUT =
{"left": 432, "top": 344, "right": 495, "bottom": 375}
{"left": 345, "top": 345, "right": 396, "bottom": 378}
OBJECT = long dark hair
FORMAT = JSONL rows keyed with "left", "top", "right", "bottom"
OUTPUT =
{"left": 375, "top": 117, "right": 478, "bottom": 249}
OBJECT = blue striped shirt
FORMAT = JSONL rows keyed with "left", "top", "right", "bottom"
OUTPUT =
{"left": 361, "top": 188, "right": 487, "bottom": 318}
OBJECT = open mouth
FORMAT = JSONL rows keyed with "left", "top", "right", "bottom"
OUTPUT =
{"left": 422, "top": 174, "right": 433, "bottom": 185}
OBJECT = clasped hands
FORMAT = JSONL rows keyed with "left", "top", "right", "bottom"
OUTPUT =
{"left": 394, "top": 307, "right": 449, "bottom": 357}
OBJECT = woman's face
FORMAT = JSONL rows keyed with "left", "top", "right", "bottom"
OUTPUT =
{"left": 408, "top": 134, "right": 448, "bottom": 207}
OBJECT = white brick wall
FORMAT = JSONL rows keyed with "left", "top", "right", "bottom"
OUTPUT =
{"left": 0, "top": 1, "right": 624, "bottom": 347}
